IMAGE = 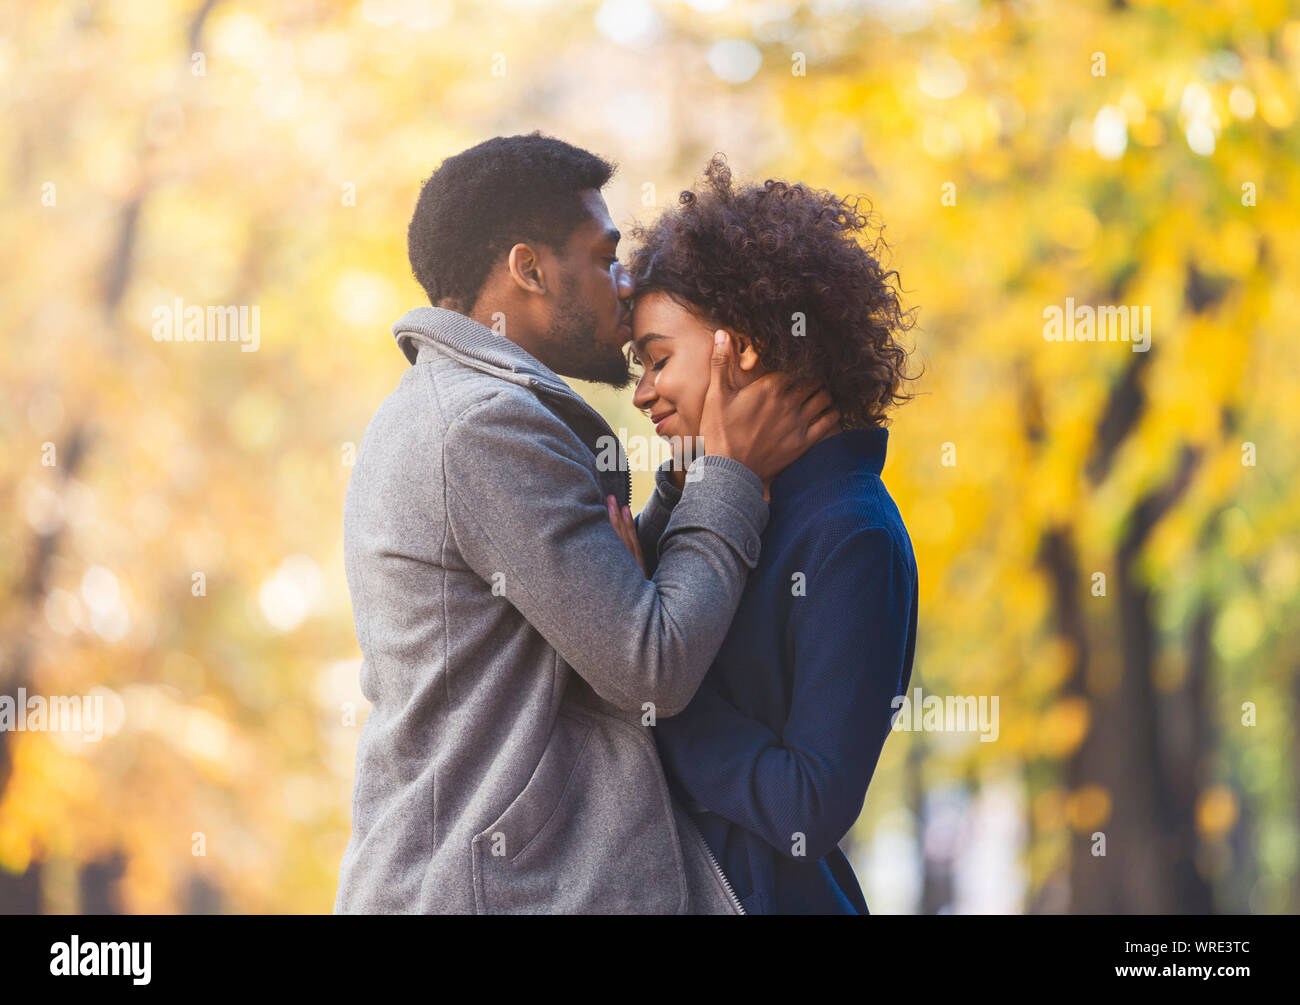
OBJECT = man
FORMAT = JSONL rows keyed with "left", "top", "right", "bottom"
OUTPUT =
{"left": 334, "top": 133, "right": 836, "bottom": 914}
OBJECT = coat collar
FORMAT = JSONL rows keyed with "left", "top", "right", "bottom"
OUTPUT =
{"left": 392, "top": 305, "right": 632, "bottom": 507}
{"left": 392, "top": 305, "right": 574, "bottom": 397}
{"left": 770, "top": 427, "right": 889, "bottom": 505}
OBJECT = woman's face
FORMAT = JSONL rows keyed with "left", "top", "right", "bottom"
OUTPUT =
{"left": 630, "top": 291, "right": 761, "bottom": 441}
{"left": 629, "top": 292, "right": 715, "bottom": 441}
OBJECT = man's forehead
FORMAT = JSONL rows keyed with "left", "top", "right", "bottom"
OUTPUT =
{"left": 577, "top": 189, "right": 616, "bottom": 236}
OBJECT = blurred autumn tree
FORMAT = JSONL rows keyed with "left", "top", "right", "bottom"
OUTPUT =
{"left": 1, "top": 0, "right": 1296, "bottom": 913}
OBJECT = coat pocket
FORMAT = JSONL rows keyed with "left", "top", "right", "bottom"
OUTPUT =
{"left": 471, "top": 706, "right": 688, "bottom": 914}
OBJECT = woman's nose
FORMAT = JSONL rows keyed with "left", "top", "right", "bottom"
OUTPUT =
{"left": 631, "top": 369, "right": 655, "bottom": 410}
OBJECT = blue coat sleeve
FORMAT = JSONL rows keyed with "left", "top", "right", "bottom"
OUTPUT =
{"left": 654, "top": 527, "right": 914, "bottom": 861}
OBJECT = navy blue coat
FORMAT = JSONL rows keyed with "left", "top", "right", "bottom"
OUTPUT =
{"left": 654, "top": 427, "right": 918, "bottom": 914}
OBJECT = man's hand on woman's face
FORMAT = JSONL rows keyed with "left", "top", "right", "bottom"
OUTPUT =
{"left": 697, "top": 330, "right": 839, "bottom": 489}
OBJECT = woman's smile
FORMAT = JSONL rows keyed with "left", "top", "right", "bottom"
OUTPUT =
{"left": 630, "top": 292, "right": 725, "bottom": 441}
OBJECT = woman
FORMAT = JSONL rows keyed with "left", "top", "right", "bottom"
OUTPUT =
{"left": 608, "top": 155, "right": 918, "bottom": 914}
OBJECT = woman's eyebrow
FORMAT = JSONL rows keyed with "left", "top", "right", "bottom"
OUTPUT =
{"left": 632, "top": 332, "right": 669, "bottom": 354}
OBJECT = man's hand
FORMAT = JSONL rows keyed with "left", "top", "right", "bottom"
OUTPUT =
{"left": 698, "top": 330, "right": 840, "bottom": 489}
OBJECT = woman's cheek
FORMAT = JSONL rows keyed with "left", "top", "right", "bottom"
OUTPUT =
{"left": 687, "top": 374, "right": 711, "bottom": 436}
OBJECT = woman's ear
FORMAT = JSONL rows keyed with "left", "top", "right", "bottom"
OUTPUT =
{"left": 734, "top": 331, "right": 762, "bottom": 372}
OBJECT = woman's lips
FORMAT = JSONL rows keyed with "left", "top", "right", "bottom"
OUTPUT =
{"left": 653, "top": 411, "right": 676, "bottom": 434}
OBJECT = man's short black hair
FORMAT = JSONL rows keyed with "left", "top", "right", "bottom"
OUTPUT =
{"left": 407, "top": 133, "right": 616, "bottom": 311}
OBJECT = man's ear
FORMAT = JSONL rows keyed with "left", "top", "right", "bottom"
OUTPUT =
{"left": 506, "top": 242, "right": 547, "bottom": 295}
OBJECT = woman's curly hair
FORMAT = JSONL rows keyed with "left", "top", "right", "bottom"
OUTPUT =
{"left": 628, "top": 155, "right": 917, "bottom": 429}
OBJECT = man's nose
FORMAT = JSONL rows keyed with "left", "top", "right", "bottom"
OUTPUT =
{"left": 615, "top": 262, "right": 634, "bottom": 300}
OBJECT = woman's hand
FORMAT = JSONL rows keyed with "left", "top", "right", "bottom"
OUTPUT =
{"left": 607, "top": 495, "right": 647, "bottom": 577}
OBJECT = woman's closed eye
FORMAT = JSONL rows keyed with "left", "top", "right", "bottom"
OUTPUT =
{"left": 629, "top": 353, "right": 665, "bottom": 373}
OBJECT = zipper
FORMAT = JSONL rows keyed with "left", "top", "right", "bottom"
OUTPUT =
{"left": 526, "top": 377, "right": 736, "bottom": 911}
{"left": 570, "top": 699, "right": 746, "bottom": 915}
{"left": 679, "top": 810, "right": 747, "bottom": 915}
{"left": 528, "top": 377, "right": 632, "bottom": 508}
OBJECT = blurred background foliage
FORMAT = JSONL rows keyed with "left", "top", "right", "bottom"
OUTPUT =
{"left": 1, "top": 0, "right": 1297, "bottom": 913}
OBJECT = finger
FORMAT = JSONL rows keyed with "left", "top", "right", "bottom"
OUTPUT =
{"left": 751, "top": 370, "right": 799, "bottom": 395}
{"left": 621, "top": 507, "right": 644, "bottom": 558}
{"left": 772, "top": 376, "right": 823, "bottom": 410}
{"left": 799, "top": 384, "right": 827, "bottom": 408}
{"left": 787, "top": 379, "right": 826, "bottom": 406}
{"left": 806, "top": 408, "right": 841, "bottom": 442}
{"left": 800, "top": 389, "right": 835, "bottom": 423}
{"left": 708, "top": 330, "right": 737, "bottom": 395}
{"left": 761, "top": 370, "right": 810, "bottom": 394}
{"left": 609, "top": 506, "right": 637, "bottom": 559}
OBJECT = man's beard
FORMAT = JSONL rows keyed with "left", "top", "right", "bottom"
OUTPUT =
{"left": 542, "top": 287, "right": 632, "bottom": 389}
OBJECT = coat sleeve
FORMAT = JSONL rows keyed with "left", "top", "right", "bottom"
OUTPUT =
{"left": 442, "top": 389, "right": 768, "bottom": 718}
{"left": 654, "top": 527, "right": 914, "bottom": 860}
{"left": 633, "top": 460, "right": 684, "bottom": 579}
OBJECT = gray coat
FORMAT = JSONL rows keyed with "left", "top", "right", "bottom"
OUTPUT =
{"left": 333, "top": 305, "right": 769, "bottom": 914}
